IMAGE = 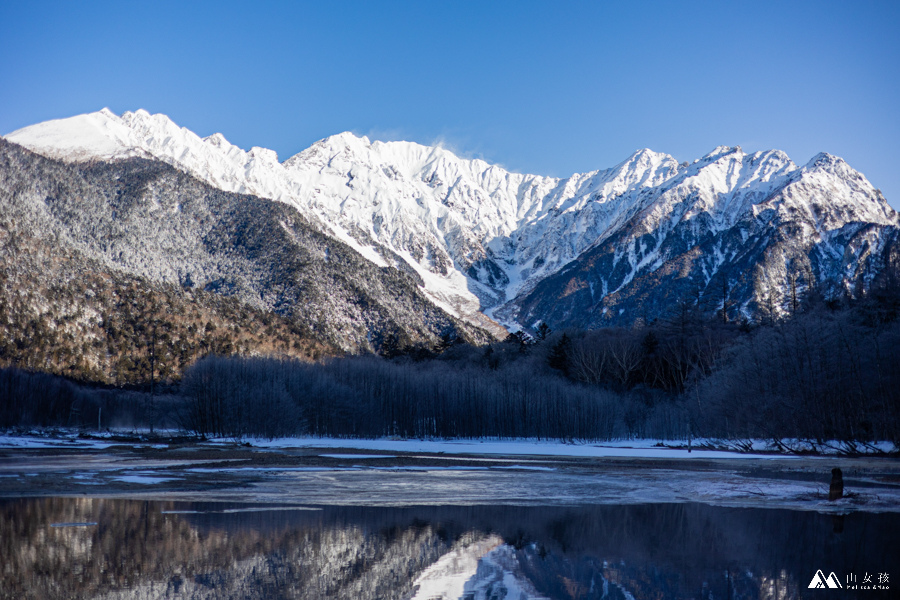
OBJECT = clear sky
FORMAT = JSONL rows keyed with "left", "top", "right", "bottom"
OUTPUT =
{"left": 2, "top": 1, "right": 899, "bottom": 207}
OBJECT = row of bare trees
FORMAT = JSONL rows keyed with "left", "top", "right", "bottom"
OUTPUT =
{"left": 0, "top": 367, "right": 170, "bottom": 430}
{"left": 697, "top": 306, "right": 900, "bottom": 441}
{"left": 179, "top": 354, "right": 628, "bottom": 440}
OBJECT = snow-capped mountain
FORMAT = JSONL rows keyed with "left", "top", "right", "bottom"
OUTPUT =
{"left": 509, "top": 147, "right": 899, "bottom": 329}
{"left": 7, "top": 109, "right": 898, "bottom": 331}
{"left": 0, "top": 136, "right": 490, "bottom": 368}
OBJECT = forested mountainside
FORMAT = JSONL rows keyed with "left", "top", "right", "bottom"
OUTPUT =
{"left": 0, "top": 139, "right": 490, "bottom": 383}
{"left": 8, "top": 109, "right": 899, "bottom": 333}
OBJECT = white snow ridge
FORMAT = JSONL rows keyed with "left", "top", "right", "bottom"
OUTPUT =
{"left": 7, "top": 109, "right": 897, "bottom": 331}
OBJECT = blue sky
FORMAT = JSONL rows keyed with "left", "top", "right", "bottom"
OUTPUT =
{"left": 2, "top": 1, "right": 899, "bottom": 207}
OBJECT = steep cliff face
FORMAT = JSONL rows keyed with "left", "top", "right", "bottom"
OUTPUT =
{"left": 6, "top": 110, "right": 898, "bottom": 333}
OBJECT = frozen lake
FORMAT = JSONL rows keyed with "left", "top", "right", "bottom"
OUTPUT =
{"left": 1, "top": 433, "right": 898, "bottom": 598}
{"left": 1, "top": 433, "right": 899, "bottom": 512}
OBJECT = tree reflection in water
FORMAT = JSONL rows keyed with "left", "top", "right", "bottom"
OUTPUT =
{"left": 0, "top": 498, "right": 896, "bottom": 599}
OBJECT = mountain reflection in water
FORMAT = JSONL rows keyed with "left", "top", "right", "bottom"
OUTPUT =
{"left": 0, "top": 498, "right": 896, "bottom": 599}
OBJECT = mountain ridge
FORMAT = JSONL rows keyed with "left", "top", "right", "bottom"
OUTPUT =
{"left": 6, "top": 109, "right": 897, "bottom": 332}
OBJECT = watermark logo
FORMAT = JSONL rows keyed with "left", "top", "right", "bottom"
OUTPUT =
{"left": 808, "top": 571, "right": 890, "bottom": 590}
{"left": 844, "top": 572, "right": 890, "bottom": 591}
{"left": 808, "top": 570, "right": 842, "bottom": 589}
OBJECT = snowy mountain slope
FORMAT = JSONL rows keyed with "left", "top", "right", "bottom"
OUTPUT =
{"left": 507, "top": 147, "right": 899, "bottom": 328}
{"left": 0, "top": 138, "right": 490, "bottom": 356}
{"left": 7, "top": 109, "right": 898, "bottom": 331}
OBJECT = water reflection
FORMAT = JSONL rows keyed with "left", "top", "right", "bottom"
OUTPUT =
{"left": 1, "top": 498, "right": 896, "bottom": 599}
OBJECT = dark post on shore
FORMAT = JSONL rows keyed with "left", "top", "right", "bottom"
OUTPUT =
{"left": 828, "top": 468, "right": 843, "bottom": 501}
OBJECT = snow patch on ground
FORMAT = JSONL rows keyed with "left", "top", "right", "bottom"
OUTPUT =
{"left": 236, "top": 437, "right": 805, "bottom": 460}
{"left": 112, "top": 475, "right": 179, "bottom": 485}
{"left": 318, "top": 454, "right": 397, "bottom": 459}
{"left": 2, "top": 431, "right": 894, "bottom": 458}
{"left": 161, "top": 506, "right": 321, "bottom": 515}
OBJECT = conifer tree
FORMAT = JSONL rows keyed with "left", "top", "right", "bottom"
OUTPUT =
{"left": 547, "top": 333, "right": 572, "bottom": 376}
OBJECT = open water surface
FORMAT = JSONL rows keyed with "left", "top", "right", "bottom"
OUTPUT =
{"left": 1, "top": 497, "right": 897, "bottom": 599}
